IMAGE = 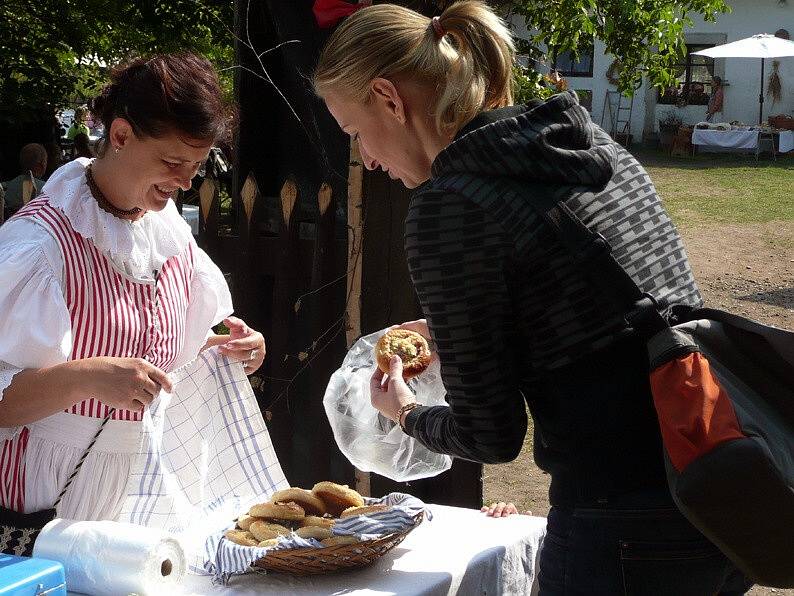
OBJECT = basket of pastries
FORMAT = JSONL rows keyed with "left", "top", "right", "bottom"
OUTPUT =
{"left": 220, "top": 482, "right": 425, "bottom": 575}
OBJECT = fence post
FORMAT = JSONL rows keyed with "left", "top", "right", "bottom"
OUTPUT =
{"left": 346, "top": 143, "right": 371, "bottom": 497}
{"left": 266, "top": 178, "right": 301, "bottom": 480}
{"left": 198, "top": 176, "right": 219, "bottom": 255}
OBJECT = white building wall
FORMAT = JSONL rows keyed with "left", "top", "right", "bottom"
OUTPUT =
{"left": 510, "top": 0, "right": 794, "bottom": 143}
{"left": 672, "top": 0, "right": 794, "bottom": 130}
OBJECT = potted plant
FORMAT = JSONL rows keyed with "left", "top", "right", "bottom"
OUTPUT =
{"left": 658, "top": 111, "right": 684, "bottom": 148}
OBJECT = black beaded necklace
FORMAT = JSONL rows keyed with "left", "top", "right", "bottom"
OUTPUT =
{"left": 85, "top": 164, "right": 143, "bottom": 219}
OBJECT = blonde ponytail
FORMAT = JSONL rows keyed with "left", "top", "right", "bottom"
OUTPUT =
{"left": 314, "top": 1, "right": 515, "bottom": 135}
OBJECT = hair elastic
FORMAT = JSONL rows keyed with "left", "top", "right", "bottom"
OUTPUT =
{"left": 431, "top": 16, "right": 446, "bottom": 39}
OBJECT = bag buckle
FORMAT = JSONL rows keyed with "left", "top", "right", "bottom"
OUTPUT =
{"left": 626, "top": 294, "right": 668, "bottom": 337}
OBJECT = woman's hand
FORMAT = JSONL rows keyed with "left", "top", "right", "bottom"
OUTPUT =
{"left": 0, "top": 357, "right": 173, "bottom": 426}
{"left": 217, "top": 316, "right": 266, "bottom": 375}
{"left": 370, "top": 355, "right": 417, "bottom": 424}
{"left": 480, "top": 502, "right": 531, "bottom": 517}
{"left": 75, "top": 357, "right": 173, "bottom": 412}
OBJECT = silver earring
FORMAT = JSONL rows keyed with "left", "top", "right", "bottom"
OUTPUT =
{"left": 114, "top": 147, "right": 120, "bottom": 154}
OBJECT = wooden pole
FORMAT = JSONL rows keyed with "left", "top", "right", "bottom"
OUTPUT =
{"left": 346, "top": 142, "right": 364, "bottom": 349}
{"left": 346, "top": 141, "right": 370, "bottom": 497}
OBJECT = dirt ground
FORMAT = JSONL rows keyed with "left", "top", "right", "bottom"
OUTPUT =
{"left": 482, "top": 220, "right": 794, "bottom": 596}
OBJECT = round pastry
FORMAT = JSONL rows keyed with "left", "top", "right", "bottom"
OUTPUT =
{"left": 321, "top": 535, "right": 361, "bottom": 547}
{"left": 258, "top": 538, "right": 280, "bottom": 548}
{"left": 224, "top": 529, "right": 258, "bottom": 547}
{"left": 295, "top": 526, "right": 333, "bottom": 540}
{"left": 375, "top": 329, "right": 432, "bottom": 379}
{"left": 270, "top": 488, "right": 327, "bottom": 516}
{"left": 301, "top": 515, "right": 335, "bottom": 530}
{"left": 236, "top": 513, "right": 264, "bottom": 531}
{"left": 340, "top": 504, "right": 391, "bottom": 518}
{"left": 311, "top": 482, "right": 365, "bottom": 517}
{"left": 249, "top": 521, "right": 291, "bottom": 542}
{"left": 249, "top": 501, "right": 305, "bottom": 521}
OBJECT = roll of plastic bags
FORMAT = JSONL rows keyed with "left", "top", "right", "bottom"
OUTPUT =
{"left": 33, "top": 518, "right": 186, "bottom": 596}
{"left": 323, "top": 328, "right": 453, "bottom": 481}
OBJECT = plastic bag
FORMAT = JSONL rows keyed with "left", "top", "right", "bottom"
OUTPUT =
{"left": 323, "top": 328, "right": 453, "bottom": 481}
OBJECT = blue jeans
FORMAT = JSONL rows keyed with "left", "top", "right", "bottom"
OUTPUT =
{"left": 537, "top": 495, "right": 753, "bottom": 595}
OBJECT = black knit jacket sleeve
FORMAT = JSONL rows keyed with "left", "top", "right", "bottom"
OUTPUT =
{"left": 402, "top": 189, "right": 528, "bottom": 464}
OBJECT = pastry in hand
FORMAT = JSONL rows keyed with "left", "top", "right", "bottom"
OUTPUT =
{"left": 311, "top": 481, "right": 365, "bottom": 517}
{"left": 375, "top": 329, "right": 432, "bottom": 379}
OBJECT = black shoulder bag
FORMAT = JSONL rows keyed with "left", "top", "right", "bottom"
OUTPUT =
{"left": 531, "top": 190, "right": 794, "bottom": 587}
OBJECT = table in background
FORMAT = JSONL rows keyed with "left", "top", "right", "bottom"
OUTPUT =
{"left": 778, "top": 131, "right": 794, "bottom": 153}
{"left": 182, "top": 504, "right": 547, "bottom": 596}
{"left": 691, "top": 128, "right": 794, "bottom": 153}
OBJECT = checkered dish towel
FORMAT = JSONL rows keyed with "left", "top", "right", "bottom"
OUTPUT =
{"left": 205, "top": 492, "right": 429, "bottom": 582}
{"left": 117, "top": 347, "right": 289, "bottom": 572}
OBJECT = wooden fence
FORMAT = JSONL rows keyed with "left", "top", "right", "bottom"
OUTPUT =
{"left": 187, "top": 0, "right": 483, "bottom": 509}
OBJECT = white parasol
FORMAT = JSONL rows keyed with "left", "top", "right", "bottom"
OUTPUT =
{"left": 693, "top": 34, "right": 794, "bottom": 124}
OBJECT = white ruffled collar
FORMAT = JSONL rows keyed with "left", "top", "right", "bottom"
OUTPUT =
{"left": 41, "top": 158, "right": 194, "bottom": 281}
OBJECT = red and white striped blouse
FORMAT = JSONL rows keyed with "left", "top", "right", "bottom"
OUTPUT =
{"left": 0, "top": 195, "right": 197, "bottom": 510}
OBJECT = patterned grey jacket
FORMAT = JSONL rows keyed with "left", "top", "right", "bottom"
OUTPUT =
{"left": 402, "top": 92, "right": 702, "bottom": 505}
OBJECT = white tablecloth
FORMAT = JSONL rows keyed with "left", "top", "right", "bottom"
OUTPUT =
{"left": 691, "top": 129, "right": 758, "bottom": 150}
{"left": 779, "top": 131, "right": 794, "bottom": 153}
{"left": 691, "top": 129, "right": 794, "bottom": 153}
{"left": 181, "top": 505, "right": 547, "bottom": 596}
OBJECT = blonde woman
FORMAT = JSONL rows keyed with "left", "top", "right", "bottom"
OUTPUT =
{"left": 314, "top": 3, "right": 751, "bottom": 594}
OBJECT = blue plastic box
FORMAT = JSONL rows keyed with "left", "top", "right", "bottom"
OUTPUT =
{"left": 0, "top": 554, "right": 66, "bottom": 596}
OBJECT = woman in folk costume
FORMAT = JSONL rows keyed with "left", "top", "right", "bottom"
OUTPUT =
{"left": 0, "top": 53, "right": 265, "bottom": 523}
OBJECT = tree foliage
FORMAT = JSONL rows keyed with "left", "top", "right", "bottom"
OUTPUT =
{"left": 500, "top": 0, "right": 730, "bottom": 101}
{"left": 1, "top": 0, "right": 733, "bottom": 122}
{"left": 0, "top": 0, "right": 234, "bottom": 124}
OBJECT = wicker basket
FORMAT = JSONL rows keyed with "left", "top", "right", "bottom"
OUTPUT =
{"left": 769, "top": 115, "right": 794, "bottom": 131}
{"left": 251, "top": 511, "right": 424, "bottom": 575}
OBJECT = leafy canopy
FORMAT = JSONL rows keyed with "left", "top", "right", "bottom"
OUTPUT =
{"left": 501, "top": 0, "right": 730, "bottom": 101}
{"left": 0, "top": 0, "right": 234, "bottom": 124}
{"left": 1, "top": 0, "right": 732, "bottom": 120}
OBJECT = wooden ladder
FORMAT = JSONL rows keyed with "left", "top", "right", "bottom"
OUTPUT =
{"left": 600, "top": 90, "right": 635, "bottom": 148}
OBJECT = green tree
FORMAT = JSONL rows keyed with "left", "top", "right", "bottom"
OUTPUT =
{"left": 0, "top": 0, "right": 233, "bottom": 124}
{"left": 499, "top": 0, "right": 730, "bottom": 102}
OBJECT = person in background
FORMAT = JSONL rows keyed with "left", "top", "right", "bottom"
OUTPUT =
{"left": 72, "top": 132, "right": 95, "bottom": 160}
{"left": 66, "top": 106, "right": 91, "bottom": 140}
{"left": 1, "top": 143, "right": 47, "bottom": 217}
{"left": 706, "top": 76, "right": 724, "bottom": 122}
{"left": 44, "top": 115, "right": 64, "bottom": 178}
{"left": 314, "top": 2, "right": 752, "bottom": 593}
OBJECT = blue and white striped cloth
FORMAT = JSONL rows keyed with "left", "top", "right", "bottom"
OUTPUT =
{"left": 117, "top": 348, "right": 288, "bottom": 573}
{"left": 204, "top": 492, "right": 429, "bottom": 582}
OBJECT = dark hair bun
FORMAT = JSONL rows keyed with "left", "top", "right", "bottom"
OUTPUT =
{"left": 90, "top": 52, "right": 234, "bottom": 150}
